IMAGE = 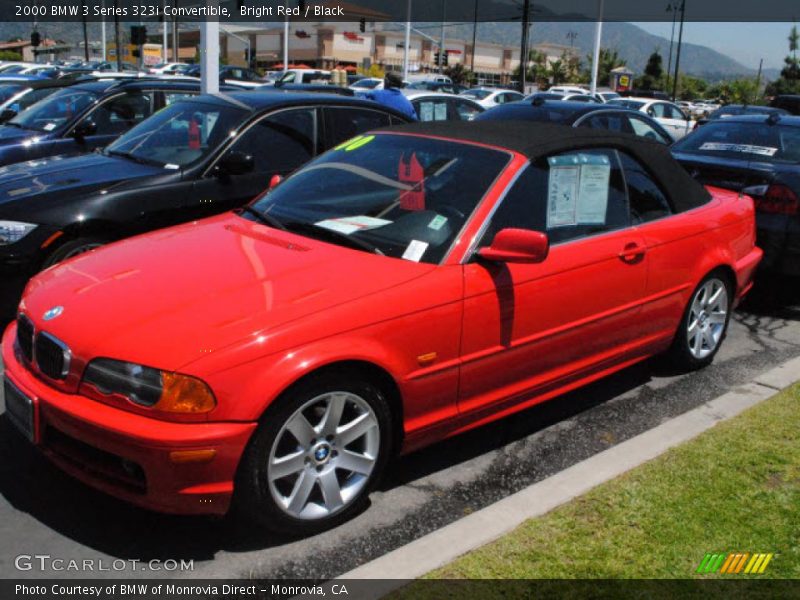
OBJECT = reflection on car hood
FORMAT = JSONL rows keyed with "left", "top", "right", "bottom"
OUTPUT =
{"left": 0, "top": 125, "right": 39, "bottom": 146}
{"left": 0, "top": 152, "right": 162, "bottom": 205}
{"left": 22, "top": 213, "right": 434, "bottom": 372}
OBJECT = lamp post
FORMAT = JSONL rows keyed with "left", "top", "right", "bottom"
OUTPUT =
{"left": 671, "top": 0, "right": 686, "bottom": 101}
{"left": 666, "top": 2, "right": 678, "bottom": 89}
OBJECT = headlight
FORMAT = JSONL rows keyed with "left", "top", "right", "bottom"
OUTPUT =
{"left": 81, "top": 358, "right": 216, "bottom": 414}
{"left": 0, "top": 221, "right": 37, "bottom": 245}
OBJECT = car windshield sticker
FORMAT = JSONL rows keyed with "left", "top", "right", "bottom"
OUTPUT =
{"left": 434, "top": 102, "right": 448, "bottom": 121}
{"left": 698, "top": 142, "right": 778, "bottom": 157}
{"left": 419, "top": 102, "right": 435, "bottom": 122}
{"left": 402, "top": 239, "right": 429, "bottom": 262}
{"left": 164, "top": 163, "right": 180, "bottom": 170}
{"left": 428, "top": 215, "right": 448, "bottom": 231}
{"left": 42, "top": 122, "right": 57, "bottom": 131}
{"left": 315, "top": 215, "right": 391, "bottom": 235}
{"left": 547, "top": 154, "right": 610, "bottom": 228}
{"left": 334, "top": 135, "right": 376, "bottom": 152}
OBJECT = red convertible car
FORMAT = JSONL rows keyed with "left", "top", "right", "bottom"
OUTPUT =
{"left": 2, "top": 122, "right": 761, "bottom": 534}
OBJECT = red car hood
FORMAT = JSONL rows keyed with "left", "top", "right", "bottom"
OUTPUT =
{"left": 21, "top": 213, "right": 434, "bottom": 371}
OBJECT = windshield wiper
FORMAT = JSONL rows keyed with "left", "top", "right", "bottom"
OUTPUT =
{"left": 283, "top": 221, "right": 384, "bottom": 255}
{"left": 239, "top": 206, "right": 287, "bottom": 231}
{"left": 105, "top": 149, "right": 163, "bottom": 167}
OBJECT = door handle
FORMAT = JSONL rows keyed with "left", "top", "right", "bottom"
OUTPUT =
{"left": 619, "top": 242, "right": 647, "bottom": 263}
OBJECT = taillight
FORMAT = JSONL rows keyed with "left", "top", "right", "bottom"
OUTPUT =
{"left": 742, "top": 183, "right": 799, "bottom": 216}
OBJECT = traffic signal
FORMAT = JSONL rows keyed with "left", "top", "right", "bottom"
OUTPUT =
{"left": 443, "top": 51, "right": 449, "bottom": 66}
{"left": 30, "top": 31, "right": 41, "bottom": 47}
{"left": 132, "top": 49, "right": 141, "bottom": 58}
{"left": 434, "top": 51, "right": 440, "bottom": 65}
{"left": 359, "top": 18, "right": 366, "bottom": 33}
{"left": 130, "top": 25, "right": 147, "bottom": 46}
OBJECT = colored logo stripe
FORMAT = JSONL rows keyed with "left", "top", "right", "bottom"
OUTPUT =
{"left": 698, "top": 553, "right": 774, "bottom": 574}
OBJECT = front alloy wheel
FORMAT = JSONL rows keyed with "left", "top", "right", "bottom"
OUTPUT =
{"left": 235, "top": 372, "right": 392, "bottom": 535}
{"left": 268, "top": 391, "right": 380, "bottom": 520}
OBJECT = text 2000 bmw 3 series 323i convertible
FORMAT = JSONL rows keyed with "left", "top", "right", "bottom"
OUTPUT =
{"left": 2, "top": 122, "right": 762, "bottom": 535}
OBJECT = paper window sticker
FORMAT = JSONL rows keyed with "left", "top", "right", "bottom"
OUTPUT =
{"left": 546, "top": 162, "right": 580, "bottom": 229}
{"left": 402, "top": 240, "right": 429, "bottom": 262}
{"left": 419, "top": 102, "right": 434, "bottom": 122}
{"left": 315, "top": 216, "right": 391, "bottom": 235}
{"left": 575, "top": 154, "right": 610, "bottom": 225}
{"left": 434, "top": 102, "right": 448, "bottom": 121}
{"left": 43, "top": 122, "right": 57, "bottom": 131}
{"left": 699, "top": 142, "right": 777, "bottom": 157}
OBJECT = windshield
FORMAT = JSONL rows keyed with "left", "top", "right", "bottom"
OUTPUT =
{"left": 673, "top": 122, "right": 800, "bottom": 163}
{"left": 462, "top": 89, "right": 492, "bottom": 100}
{"left": 246, "top": 134, "right": 510, "bottom": 264}
{"left": 104, "top": 99, "right": 248, "bottom": 167}
{"left": 9, "top": 87, "right": 98, "bottom": 131}
{"left": 0, "top": 84, "right": 24, "bottom": 104}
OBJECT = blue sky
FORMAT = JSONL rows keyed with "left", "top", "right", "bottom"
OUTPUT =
{"left": 634, "top": 22, "right": 795, "bottom": 70}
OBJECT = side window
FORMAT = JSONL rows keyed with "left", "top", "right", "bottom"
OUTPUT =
{"left": 451, "top": 99, "right": 482, "bottom": 121}
{"left": 414, "top": 99, "right": 450, "bottom": 122}
{"left": 17, "top": 87, "right": 55, "bottom": 111}
{"left": 649, "top": 103, "right": 666, "bottom": 118}
{"left": 86, "top": 92, "right": 155, "bottom": 136}
{"left": 578, "top": 113, "right": 632, "bottom": 135}
{"left": 325, "top": 107, "right": 391, "bottom": 147}
{"left": 619, "top": 152, "right": 673, "bottom": 224}
{"left": 229, "top": 108, "right": 316, "bottom": 172}
{"left": 480, "top": 149, "right": 629, "bottom": 249}
{"left": 626, "top": 115, "right": 671, "bottom": 144}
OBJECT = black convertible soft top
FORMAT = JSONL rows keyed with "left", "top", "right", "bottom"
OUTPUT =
{"left": 378, "top": 120, "right": 711, "bottom": 213}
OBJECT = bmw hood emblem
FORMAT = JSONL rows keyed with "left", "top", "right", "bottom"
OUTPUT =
{"left": 43, "top": 306, "right": 64, "bottom": 321}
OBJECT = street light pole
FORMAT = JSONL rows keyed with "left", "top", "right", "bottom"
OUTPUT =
{"left": 470, "top": 0, "right": 478, "bottom": 75}
{"left": 519, "top": 0, "right": 530, "bottom": 93}
{"left": 590, "top": 0, "right": 604, "bottom": 96}
{"left": 671, "top": 0, "right": 686, "bottom": 101}
{"left": 403, "top": 0, "right": 412, "bottom": 81}
{"left": 666, "top": 3, "right": 677, "bottom": 89}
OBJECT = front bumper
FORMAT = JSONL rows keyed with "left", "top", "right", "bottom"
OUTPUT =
{"left": 2, "top": 323, "right": 257, "bottom": 516}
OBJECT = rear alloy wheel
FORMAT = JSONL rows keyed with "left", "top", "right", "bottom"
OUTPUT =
{"left": 668, "top": 271, "right": 732, "bottom": 370}
{"left": 235, "top": 373, "right": 393, "bottom": 535}
{"left": 43, "top": 237, "right": 105, "bottom": 269}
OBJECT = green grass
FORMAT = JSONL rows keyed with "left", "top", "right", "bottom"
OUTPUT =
{"left": 421, "top": 384, "right": 800, "bottom": 581}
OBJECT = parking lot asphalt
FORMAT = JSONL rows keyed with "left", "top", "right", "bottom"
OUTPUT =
{"left": 0, "top": 277, "right": 798, "bottom": 580}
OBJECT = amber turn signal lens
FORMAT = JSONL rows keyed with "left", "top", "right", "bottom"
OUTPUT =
{"left": 153, "top": 372, "right": 216, "bottom": 414}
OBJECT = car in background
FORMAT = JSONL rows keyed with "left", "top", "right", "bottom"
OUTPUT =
{"left": 607, "top": 97, "right": 692, "bottom": 140}
{"left": 476, "top": 99, "right": 674, "bottom": 144}
{"left": 770, "top": 95, "right": 800, "bottom": 115}
{"left": 147, "top": 62, "right": 186, "bottom": 75}
{"left": 403, "top": 91, "right": 484, "bottom": 121}
{"left": 0, "top": 92, "right": 411, "bottom": 316}
{"left": 349, "top": 77, "right": 384, "bottom": 91}
{"left": 547, "top": 85, "right": 588, "bottom": 96}
{"left": 404, "top": 81, "right": 470, "bottom": 95}
{"left": 694, "top": 104, "right": 790, "bottom": 129}
{"left": 460, "top": 87, "right": 525, "bottom": 109}
{"left": 594, "top": 90, "right": 621, "bottom": 103}
{"left": 1, "top": 121, "right": 760, "bottom": 535}
{"left": 0, "top": 62, "right": 39, "bottom": 74}
{"left": 672, "top": 114, "right": 800, "bottom": 276}
{"left": 274, "top": 69, "right": 332, "bottom": 86}
{"left": 0, "top": 78, "right": 223, "bottom": 169}
{"left": 0, "top": 77, "right": 81, "bottom": 123}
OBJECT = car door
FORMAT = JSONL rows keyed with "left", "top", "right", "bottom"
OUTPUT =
{"left": 190, "top": 106, "right": 319, "bottom": 218}
{"left": 625, "top": 113, "right": 674, "bottom": 144}
{"left": 459, "top": 149, "right": 647, "bottom": 415}
{"left": 648, "top": 102, "right": 688, "bottom": 140}
{"left": 664, "top": 103, "right": 691, "bottom": 139}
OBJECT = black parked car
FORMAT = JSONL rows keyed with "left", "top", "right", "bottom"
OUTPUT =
{"left": 694, "top": 104, "right": 790, "bottom": 129}
{"left": 0, "top": 92, "right": 411, "bottom": 315}
{"left": 770, "top": 95, "right": 800, "bottom": 115}
{"left": 672, "top": 114, "right": 800, "bottom": 275}
{"left": 0, "top": 78, "right": 231, "bottom": 168}
{"left": 476, "top": 99, "right": 674, "bottom": 144}
{"left": 0, "top": 77, "right": 83, "bottom": 123}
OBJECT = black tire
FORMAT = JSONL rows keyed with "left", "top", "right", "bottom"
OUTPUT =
{"left": 42, "top": 237, "right": 106, "bottom": 269}
{"left": 234, "top": 370, "right": 394, "bottom": 536}
{"left": 666, "top": 269, "right": 733, "bottom": 371}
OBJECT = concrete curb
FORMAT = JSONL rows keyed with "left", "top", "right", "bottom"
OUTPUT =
{"left": 338, "top": 355, "right": 800, "bottom": 591}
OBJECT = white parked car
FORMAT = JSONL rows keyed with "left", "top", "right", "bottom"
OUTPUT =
{"left": 349, "top": 77, "right": 384, "bottom": 91}
{"left": 593, "top": 90, "right": 621, "bottom": 103}
{"left": 607, "top": 96, "right": 693, "bottom": 140}
{"left": 548, "top": 85, "right": 590, "bottom": 96}
{"left": 460, "top": 87, "right": 525, "bottom": 109}
{"left": 147, "top": 62, "right": 186, "bottom": 75}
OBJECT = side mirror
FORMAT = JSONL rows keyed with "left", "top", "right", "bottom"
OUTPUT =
{"left": 217, "top": 150, "right": 254, "bottom": 176}
{"left": 477, "top": 228, "right": 549, "bottom": 264}
{"left": 268, "top": 174, "right": 283, "bottom": 190}
{"left": 0, "top": 108, "right": 17, "bottom": 123}
{"left": 72, "top": 119, "right": 97, "bottom": 141}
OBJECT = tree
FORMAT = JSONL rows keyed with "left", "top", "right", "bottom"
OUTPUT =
{"left": 548, "top": 58, "right": 566, "bottom": 85}
{"left": 766, "top": 24, "right": 800, "bottom": 96}
{"left": 677, "top": 75, "right": 708, "bottom": 101}
{"left": 444, "top": 62, "right": 472, "bottom": 85}
{"left": 0, "top": 50, "right": 22, "bottom": 61}
{"left": 635, "top": 51, "right": 664, "bottom": 90}
{"left": 584, "top": 47, "right": 625, "bottom": 87}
